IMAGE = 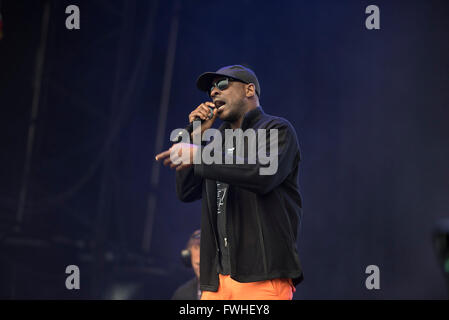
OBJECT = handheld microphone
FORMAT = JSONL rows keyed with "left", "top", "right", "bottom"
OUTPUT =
{"left": 173, "top": 105, "right": 215, "bottom": 144}
{"left": 185, "top": 105, "right": 215, "bottom": 134}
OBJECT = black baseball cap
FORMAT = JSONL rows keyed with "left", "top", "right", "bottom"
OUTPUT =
{"left": 196, "top": 65, "right": 261, "bottom": 97}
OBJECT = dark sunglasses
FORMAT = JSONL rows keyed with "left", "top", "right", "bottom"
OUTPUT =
{"left": 209, "top": 78, "right": 243, "bottom": 95}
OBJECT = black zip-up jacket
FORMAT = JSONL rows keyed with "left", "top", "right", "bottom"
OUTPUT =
{"left": 176, "top": 106, "right": 304, "bottom": 292}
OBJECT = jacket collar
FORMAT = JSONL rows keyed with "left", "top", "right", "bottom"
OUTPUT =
{"left": 241, "top": 106, "right": 264, "bottom": 130}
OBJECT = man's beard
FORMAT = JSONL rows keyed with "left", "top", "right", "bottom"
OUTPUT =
{"left": 221, "top": 99, "right": 246, "bottom": 123}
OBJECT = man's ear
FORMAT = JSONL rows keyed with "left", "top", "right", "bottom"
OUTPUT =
{"left": 245, "top": 83, "right": 256, "bottom": 98}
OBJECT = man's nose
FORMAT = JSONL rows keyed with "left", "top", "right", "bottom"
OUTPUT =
{"left": 210, "top": 86, "right": 220, "bottom": 98}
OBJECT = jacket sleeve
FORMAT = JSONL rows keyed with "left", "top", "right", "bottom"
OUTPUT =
{"left": 176, "top": 165, "right": 203, "bottom": 202}
{"left": 193, "top": 120, "right": 300, "bottom": 195}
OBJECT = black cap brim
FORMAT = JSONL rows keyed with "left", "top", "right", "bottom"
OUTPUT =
{"left": 196, "top": 72, "right": 236, "bottom": 93}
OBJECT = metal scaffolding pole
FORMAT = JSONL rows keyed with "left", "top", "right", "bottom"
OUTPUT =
{"left": 16, "top": 0, "right": 51, "bottom": 228}
{"left": 142, "top": 0, "right": 181, "bottom": 254}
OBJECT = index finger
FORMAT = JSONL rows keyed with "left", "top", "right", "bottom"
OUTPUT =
{"left": 204, "top": 101, "right": 216, "bottom": 108}
{"left": 155, "top": 149, "right": 171, "bottom": 161}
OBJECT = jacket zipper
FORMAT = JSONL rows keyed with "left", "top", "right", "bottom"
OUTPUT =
{"left": 225, "top": 186, "right": 232, "bottom": 274}
{"left": 205, "top": 181, "right": 220, "bottom": 253}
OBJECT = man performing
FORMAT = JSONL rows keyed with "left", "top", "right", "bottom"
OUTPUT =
{"left": 156, "top": 65, "right": 303, "bottom": 300}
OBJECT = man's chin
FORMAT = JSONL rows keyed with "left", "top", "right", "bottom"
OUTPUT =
{"left": 218, "top": 107, "right": 235, "bottom": 122}
{"left": 218, "top": 108, "right": 229, "bottom": 120}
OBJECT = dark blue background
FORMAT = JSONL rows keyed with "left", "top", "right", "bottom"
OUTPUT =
{"left": 0, "top": 0, "right": 448, "bottom": 299}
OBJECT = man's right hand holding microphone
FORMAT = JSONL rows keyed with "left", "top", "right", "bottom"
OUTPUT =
{"left": 155, "top": 101, "right": 225, "bottom": 171}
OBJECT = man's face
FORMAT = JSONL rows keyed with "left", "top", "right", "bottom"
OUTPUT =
{"left": 190, "top": 245, "right": 200, "bottom": 279}
{"left": 210, "top": 77, "right": 248, "bottom": 122}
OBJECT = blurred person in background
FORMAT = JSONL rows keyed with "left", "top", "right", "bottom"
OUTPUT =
{"left": 171, "top": 230, "right": 201, "bottom": 300}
